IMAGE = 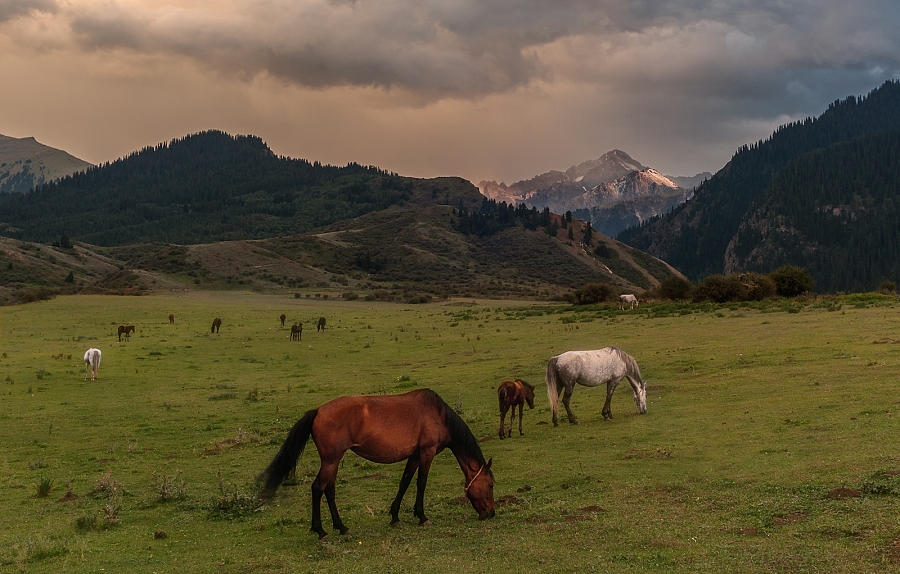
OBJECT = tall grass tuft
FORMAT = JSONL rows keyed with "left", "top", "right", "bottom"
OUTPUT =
{"left": 33, "top": 477, "right": 55, "bottom": 498}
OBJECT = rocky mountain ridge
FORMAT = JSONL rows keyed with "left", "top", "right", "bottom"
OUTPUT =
{"left": 478, "top": 150, "right": 710, "bottom": 237}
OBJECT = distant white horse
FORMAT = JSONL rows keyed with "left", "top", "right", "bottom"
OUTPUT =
{"left": 619, "top": 293, "right": 638, "bottom": 310}
{"left": 545, "top": 347, "right": 646, "bottom": 426}
{"left": 84, "top": 348, "right": 101, "bottom": 381}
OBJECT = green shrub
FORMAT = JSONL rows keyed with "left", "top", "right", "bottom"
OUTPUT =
{"left": 658, "top": 276, "right": 693, "bottom": 300}
{"left": 769, "top": 266, "right": 815, "bottom": 297}
{"left": 574, "top": 283, "right": 613, "bottom": 305}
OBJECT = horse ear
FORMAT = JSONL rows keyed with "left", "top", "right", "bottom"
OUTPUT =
{"left": 486, "top": 458, "right": 492, "bottom": 470}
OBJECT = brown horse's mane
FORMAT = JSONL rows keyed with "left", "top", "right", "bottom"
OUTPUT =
{"left": 420, "top": 389, "right": 487, "bottom": 466}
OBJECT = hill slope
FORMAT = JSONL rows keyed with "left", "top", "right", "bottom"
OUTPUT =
{"left": 0, "top": 200, "right": 681, "bottom": 304}
{"left": 619, "top": 80, "right": 900, "bottom": 289}
{"left": 724, "top": 129, "right": 900, "bottom": 292}
{"left": 0, "top": 131, "right": 422, "bottom": 246}
{"left": 0, "top": 134, "right": 92, "bottom": 193}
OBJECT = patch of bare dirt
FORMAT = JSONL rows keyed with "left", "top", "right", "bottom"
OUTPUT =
{"left": 56, "top": 492, "right": 79, "bottom": 503}
{"left": 827, "top": 487, "right": 861, "bottom": 500}
{"left": 773, "top": 512, "right": 806, "bottom": 525}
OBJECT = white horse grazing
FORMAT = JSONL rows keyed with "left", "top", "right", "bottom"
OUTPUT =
{"left": 545, "top": 347, "right": 646, "bottom": 426}
{"left": 619, "top": 293, "right": 638, "bottom": 310}
{"left": 84, "top": 348, "right": 101, "bottom": 381}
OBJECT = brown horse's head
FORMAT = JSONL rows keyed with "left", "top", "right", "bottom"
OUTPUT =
{"left": 518, "top": 379, "right": 536, "bottom": 409}
{"left": 465, "top": 458, "right": 495, "bottom": 520}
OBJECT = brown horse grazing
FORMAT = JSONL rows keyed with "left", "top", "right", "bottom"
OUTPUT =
{"left": 117, "top": 325, "right": 135, "bottom": 342}
{"left": 168, "top": 314, "right": 174, "bottom": 324}
{"left": 211, "top": 318, "right": 222, "bottom": 333}
{"left": 497, "top": 379, "right": 535, "bottom": 439}
{"left": 290, "top": 322, "right": 302, "bottom": 341}
{"left": 280, "top": 314, "right": 286, "bottom": 327}
{"left": 259, "top": 389, "right": 495, "bottom": 539}
{"left": 317, "top": 316, "right": 326, "bottom": 332}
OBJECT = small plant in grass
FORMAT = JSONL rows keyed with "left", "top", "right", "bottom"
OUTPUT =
{"left": 75, "top": 512, "right": 101, "bottom": 531}
{"left": 152, "top": 470, "right": 187, "bottom": 502}
{"left": 245, "top": 388, "right": 259, "bottom": 401}
{"left": 33, "top": 476, "right": 55, "bottom": 498}
{"left": 103, "top": 489, "right": 122, "bottom": 526}
{"left": 207, "top": 471, "right": 262, "bottom": 519}
{"left": 92, "top": 470, "right": 122, "bottom": 499}
{"left": 36, "top": 369, "right": 45, "bottom": 380}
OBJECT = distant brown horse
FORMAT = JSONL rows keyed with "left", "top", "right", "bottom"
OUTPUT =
{"left": 290, "top": 322, "right": 302, "bottom": 341}
{"left": 317, "top": 317, "right": 326, "bottom": 332}
{"left": 259, "top": 389, "right": 495, "bottom": 539}
{"left": 211, "top": 318, "right": 222, "bottom": 333}
{"left": 117, "top": 325, "right": 135, "bottom": 342}
{"left": 280, "top": 314, "right": 286, "bottom": 327}
{"left": 168, "top": 314, "right": 174, "bottom": 324}
{"left": 497, "top": 379, "right": 535, "bottom": 439}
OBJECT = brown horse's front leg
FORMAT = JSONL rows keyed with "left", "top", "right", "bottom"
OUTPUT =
{"left": 413, "top": 457, "right": 434, "bottom": 526}
{"left": 390, "top": 458, "right": 419, "bottom": 526}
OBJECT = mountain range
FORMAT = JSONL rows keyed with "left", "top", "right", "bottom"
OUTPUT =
{"left": 0, "top": 134, "right": 92, "bottom": 193}
{"left": 0, "top": 131, "right": 681, "bottom": 304}
{"left": 478, "top": 150, "right": 710, "bottom": 237}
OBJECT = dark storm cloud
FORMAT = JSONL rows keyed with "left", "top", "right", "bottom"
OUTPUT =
{"left": 55, "top": 0, "right": 900, "bottom": 105}
{"left": 2, "top": 0, "right": 900, "bottom": 182}
{"left": 0, "top": 0, "right": 56, "bottom": 22}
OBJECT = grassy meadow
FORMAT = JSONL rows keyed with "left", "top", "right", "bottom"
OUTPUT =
{"left": 2, "top": 292, "right": 900, "bottom": 572}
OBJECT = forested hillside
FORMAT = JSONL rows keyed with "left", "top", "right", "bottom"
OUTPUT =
{"left": 0, "top": 131, "right": 413, "bottom": 246}
{"left": 619, "top": 80, "right": 900, "bottom": 290}
{"left": 725, "top": 129, "right": 900, "bottom": 292}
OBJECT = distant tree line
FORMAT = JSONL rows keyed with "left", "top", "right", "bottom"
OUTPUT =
{"left": 454, "top": 197, "right": 552, "bottom": 236}
{"left": 0, "top": 131, "right": 412, "bottom": 246}
{"left": 572, "top": 265, "right": 817, "bottom": 305}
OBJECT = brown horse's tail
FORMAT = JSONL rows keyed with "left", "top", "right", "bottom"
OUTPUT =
{"left": 258, "top": 409, "right": 318, "bottom": 497}
{"left": 545, "top": 356, "right": 560, "bottom": 420}
{"left": 498, "top": 384, "right": 509, "bottom": 410}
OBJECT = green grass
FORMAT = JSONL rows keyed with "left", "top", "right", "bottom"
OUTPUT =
{"left": 1, "top": 293, "right": 900, "bottom": 572}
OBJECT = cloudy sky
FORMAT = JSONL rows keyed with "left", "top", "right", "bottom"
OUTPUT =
{"left": 1, "top": 0, "right": 898, "bottom": 185}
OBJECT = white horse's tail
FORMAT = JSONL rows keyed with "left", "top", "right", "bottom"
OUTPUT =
{"left": 545, "top": 356, "right": 560, "bottom": 418}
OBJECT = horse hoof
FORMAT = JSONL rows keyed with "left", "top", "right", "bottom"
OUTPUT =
{"left": 419, "top": 520, "right": 432, "bottom": 527}
{"left": 390, "top": 520, "right": 402, "bottom": 528}
{"left": 317, "top": 533, "right": 329, "bottom": 541}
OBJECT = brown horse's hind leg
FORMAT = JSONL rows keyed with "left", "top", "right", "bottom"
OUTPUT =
{"left": 324, "top": 480, "right": 349, "bottom": 535}
{"left": 311, "top": 463, "right": 347, "bottom": 539}
{"left": 517, "top": 404, "right": 524, "bottom": 435}
{"left": 390, "top": 458, "right": 419, "bottom": 526}
{"left": 498, "top": 406, "right": 509, "bottom": 439}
